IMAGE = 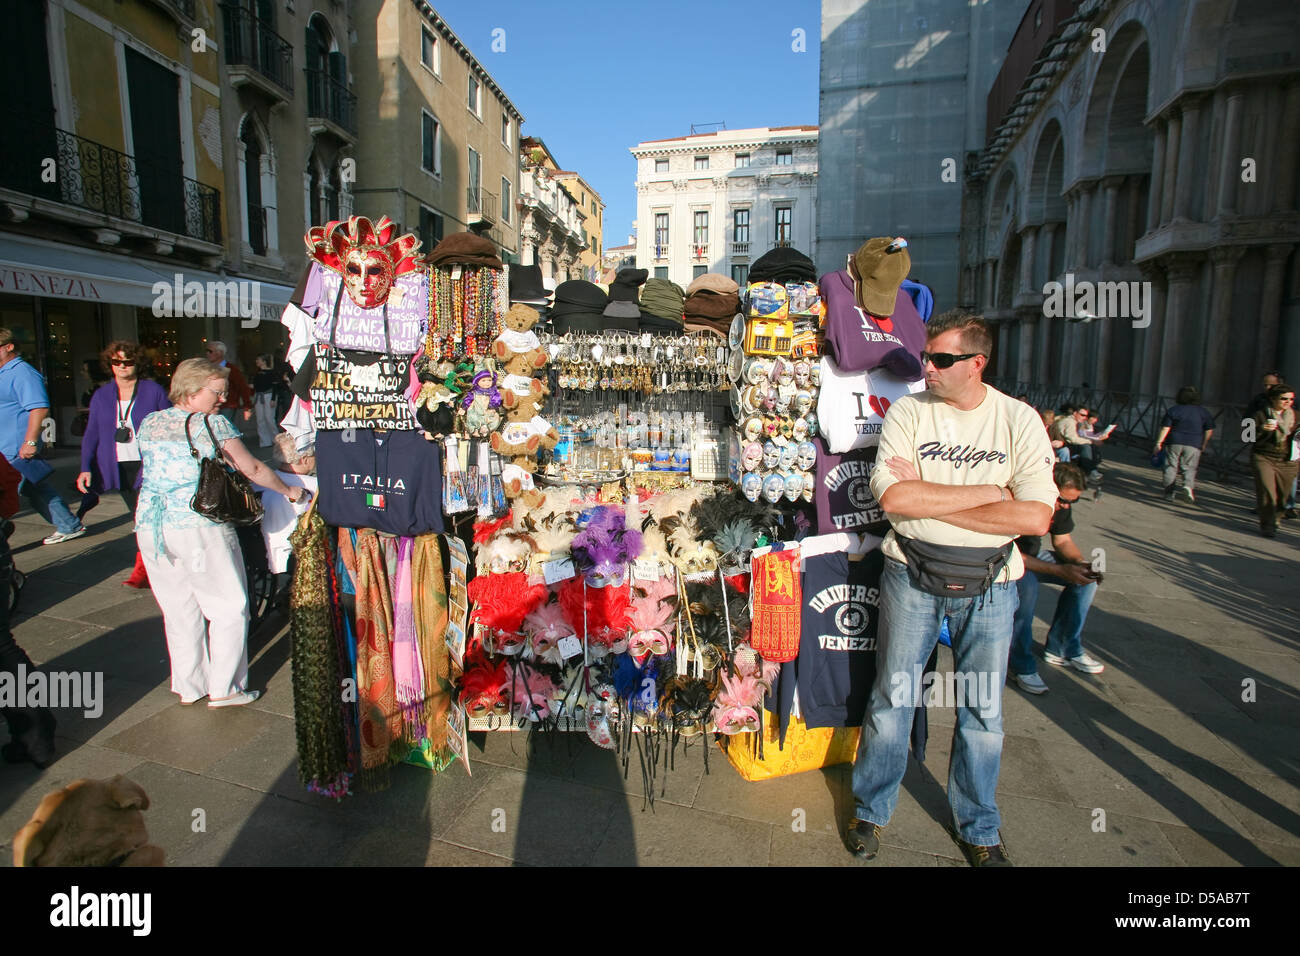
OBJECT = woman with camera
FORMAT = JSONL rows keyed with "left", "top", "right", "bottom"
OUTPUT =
{"left": 76, "top": 341, "right": 171, "bottom": 588}
{"left": 136, "top": 358, "right": 310, "bottom": 707}
{"left": 1251, "top": 383, "right": 1298, "bottom": 538}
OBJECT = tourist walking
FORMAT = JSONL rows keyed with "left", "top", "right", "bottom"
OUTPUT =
{"left": 136, "top": 358, "right": 310, "bottom": 706}
{"left": 203, "top": 341, "right": 253, "bottom": 427}
{"left": 76, "top": 341, "right": 171, "bottom": 587}
{"left": 252, "top": 352, "right": 280, "bottom": 448}
{"left": 1250, "top": 384, "right": 1298, "bottom": 538}
{"left": 1154, "top": 386, "right": 1215, "bottom": 503}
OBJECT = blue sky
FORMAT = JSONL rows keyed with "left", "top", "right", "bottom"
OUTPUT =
{"left": 431, "top": 0, "right": 821, "bottom": 248}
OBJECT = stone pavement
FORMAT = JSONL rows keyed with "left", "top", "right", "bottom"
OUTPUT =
{"left": 1, "top": 445, "right": 1297, "bottom": 867}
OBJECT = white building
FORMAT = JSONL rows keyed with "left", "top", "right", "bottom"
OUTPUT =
{"left": 630, "top": 126, "right": 819, "bottom": 288}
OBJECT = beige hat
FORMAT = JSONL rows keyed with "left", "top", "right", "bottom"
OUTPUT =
{"left": 850, "top": 237, "right": 910, "bottom": 316}
{"left": 686, "top": 273, "right": 740, "bottom": 296}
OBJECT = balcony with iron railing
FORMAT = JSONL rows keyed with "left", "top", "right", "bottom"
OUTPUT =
{"left": 305, "top": 68, "right": 358, "bottom": 139}
{"left": 221, "top": 3, "right": 294, "bottom": 99}
{"left": 467, "top": 186, "right": 498, "bottom": 225}
{"left": 0, "top": 121, "right": 221, "bottom": 247}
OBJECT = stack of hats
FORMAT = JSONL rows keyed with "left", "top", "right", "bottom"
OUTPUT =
{"left": 748, "top": 246, "right": 816, "bottom": 285}
{"left": 603, "top": 267, "right": 646, "bottom": 333}
{"left": 638, "top": 277, "right": 685, "bottom": 333}
{"left": 682, "top": 273, "right": 741, "bottom": 335}
{"left": 550, "top": 279, "right": 608, "bottom": 335}
{"left": 426, "top": 232, "right": 503, "bottom": 269}
{"left": 509, "top": 264, "right": 552, "bottom": 308}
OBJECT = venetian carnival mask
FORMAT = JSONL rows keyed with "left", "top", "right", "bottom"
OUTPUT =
{"left": 762, "top": 441, "right": 781, "bottom": 470}
{"left": 783, "top": 472, "right": 804, "bottom": 502}
{"left": 762, "top": 474, "right": 785, "bottom": 504}
{"left": 796, "top": 441, "right": 817, "bottom": 472}
{"left": 305, "top": 215, "right": 423, "bottom": 309}
{"left": 793, "top": 390, "right": 814, "bottom": 416}
{"left": 793, "top": 360, "right": 812, "bottom": 389}
{"left": 741, "top": 472, "right": 762, "bottom": 502}
{"left": 742, "top": 442, "right": 764, "bottom": 471}
{"left": 778, "top": 443, "right": 798, "bottom": 472}
{"left": 803, "top": 412, "right": 819, "bottom": 437}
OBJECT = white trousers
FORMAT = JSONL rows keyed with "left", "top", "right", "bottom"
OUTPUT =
{"left": 137, "top": 523, "right": 251, "bottom": 701}
{"left": 254, "top": 392, "right": 278, "bottom": 447}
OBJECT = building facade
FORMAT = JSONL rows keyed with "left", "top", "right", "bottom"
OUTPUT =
{"left": 553, "top": 172, "right": 603, "bottom": 280}
{"left": 353, "top": 0, "right": 523, "bottom": 263}
{"left": 818, "top": 0, "right": 1025, "bottom": 310}
{"left": 518, "top": 137, "right": 587, "bottom": 281}
{"left": 631, "top": 127, "right": 818, "bottom": 289}
{"left": 964, "top": 0, "right": 1300, "bottom": 402}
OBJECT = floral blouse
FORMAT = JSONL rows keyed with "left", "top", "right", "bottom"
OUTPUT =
{"left": 135, "top": 408, "right": 242, "bottom": 552}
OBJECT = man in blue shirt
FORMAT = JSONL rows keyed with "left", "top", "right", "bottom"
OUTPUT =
{"left": 0, "top": 328, "right": 86, "bottom": 543}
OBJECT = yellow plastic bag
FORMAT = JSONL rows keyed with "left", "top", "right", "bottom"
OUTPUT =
{"left": 721, "top": 710, "right": 860, "bottom": 781}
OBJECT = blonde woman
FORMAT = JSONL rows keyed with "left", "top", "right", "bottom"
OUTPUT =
{"left": 136, "top": 358, "right": 311, "bottom": 706}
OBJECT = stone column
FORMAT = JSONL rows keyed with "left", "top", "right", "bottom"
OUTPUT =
{"left": 1147, "top": 119, "right": 1167, "bottom": 230}
{"left": 996, "top": 323, "right": 1010, "bottom": 379}
{"left": 1037, "top": 222, "right": 1056, "bottom": 285}
{"left": 1136, "top": 260, "right": 1166, "bottom": 393}
{"left": 1157, "top": 254, "right": 1203, "bottom": 396}
{"left": 1216, "top": 89, "right": 1247, "bottom": 217}
{"left": 1035, "top": 305, "right": 1054, "bottom": 380}
{"left": 1125, "top": 176, "right": 1143, "bottom": 260}
{"left": 983, "top": 259, "right": 995, "bottom": 311}
{"left": 1018, "top": 226, "right": 1037, "bottom": 294}
{"left": 1063, "top": 192, "right": 1078, "bottom": 269}
{"left": 1160, "top": 110, "right": 1181, "bottom": 224}
{"left": 1173, "top": 98, "right": 1203, "bottom": 221}
{"left": 1273, "top": 83, "right": 1300, "bottom": 213}
{"left": 1203, "top": 246, "right": 1246, "bottom": 401}
{"left": 1101, "top": 175, "right": 1124, "bottom": 266}
{"left": 1076, "top": 184, "right": 1094, "bottom": 269}
{"left": 1018, "top": 315, "right": 1037, "bottom": 383}
{"left": 1256, "top": 244, "right": 1296, "bottom": 377}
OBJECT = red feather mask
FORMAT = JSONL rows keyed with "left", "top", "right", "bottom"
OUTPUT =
{"left": 304, "top": 215, "right": 423, "bottom": 309}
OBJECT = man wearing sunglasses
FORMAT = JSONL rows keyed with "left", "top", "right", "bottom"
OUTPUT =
{"left": 1009, "top": 462, "right": 1104, "bottom": 696}
{"left": 848, "top": 310, "right": 1056, "bottom": 867}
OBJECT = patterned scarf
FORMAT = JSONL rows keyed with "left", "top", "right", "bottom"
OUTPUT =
{"left": 412, "top": 534, "right": 453, "bottom": 753}
{"left": 288, "top": 506, "right": 352, "bottom": 798}
{"left": 750, "top": 548, "right": 802, "bottom": 663}
{"left": 392, "top": 536, "right": 424, "bottom": 737}
{"left": 352, "top": 529, "right": 403, "bottom": 785}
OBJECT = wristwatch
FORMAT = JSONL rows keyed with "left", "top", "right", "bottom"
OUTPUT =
{"left": 23, "top": 440, "right": 37, "bottom": 447}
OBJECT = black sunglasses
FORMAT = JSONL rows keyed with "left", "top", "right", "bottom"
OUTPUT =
{"left": 921, "top": 351, "right": 981, "bottom": 370}
{"left": 1057, "top": 496, "right": 1079, "bottom": 506}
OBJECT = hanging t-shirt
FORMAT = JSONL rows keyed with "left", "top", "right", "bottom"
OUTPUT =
{"left": 818, "top": 356, "right": 926, "bottom": 454}
{"left": 819, "top": 269, "right": 925, "bottom": 378}
{"left": 869, "top": 384, "right": 1058, "bottom": 582}
{"left": 814, "top": 440, "right": 889, "bottom": 535}
{"left": 315, "top": 429, "right": 444, "bottom": 535}
{"left": 300, "top": 263, "right": 428, "bottom": 354}
{"left": 798, "top": 547, "right": 883, "bottom": 728}
{"left": 307, "top": 343, "right": 418, "bottom": 431}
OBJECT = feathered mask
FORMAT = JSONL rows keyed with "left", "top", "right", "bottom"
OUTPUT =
{"left": 714, "top": 670, "right": 763, "bottom": 735}
{"left": 558, "top": 577, "right": 631, "bottom": 654}
{"left": 468, "top": 571, "right": 548, "bottom": 641}
{"left": 660, "top": 676, "right": 716, "bottom": 737}
{"left": 627, "top": 598, "right": 674, "bottom": 661}
{"left": 523, "top": 601, "right": 575, "bottom": 665}
{"left": 507, "top": 660, "right": 559, "bottom": 722}
{"left": 459, "top": 655, "right": 510, "bottom": 717}
{"left": 570, "top": 507, "right": 642, "bottom": 587}
{"left": 304, "top": 215, "right": 423, "bottom": 309}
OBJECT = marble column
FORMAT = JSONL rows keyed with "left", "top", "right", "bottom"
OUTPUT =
{"left": 1075, "top": 186, "right": 1094, "bottom": 269}
{"left": 1018, "top": 315, "right": 1037, "bottom": 383}
{"left": 1203, "top": 246, "right": 1245, "bottom": 401}
{"left": 1157, "top": 254, "right": 1203, "bottom": 396}
{"left": 1035, "top": 305, "right": 1054, "bottom": 381}
{"left": 1216, "top": 89, "right": 1247, "bottom": 218}
{"left": 1101, "top": 176, "right": 1124, "bottom": 266}
{"left": 1063, "top": 192, "right": 1079, "bottom": 269}
{"left": 1160, "top": 110, "right": 1181, "bottom": 225}
{"left": 1255, "top": 244, "right": 1296, "bottom": 377}
{"left": 1125, "top": 176, "right": 1143, "bottom": 260}
{"left": 1173, "top": 98, "right": 1203, "bottom": 221}
{"left": 1038, "top": 222, "right": 1056, "bottom": 285}
{"left": 996, "top": 324, "right": 1010, "bottom": 379}
{"left": 983, "top": 260, "right": 995, "bottom": 311}
{"left": 1147, "top": 119, "right": 1167, "bottom": 230}
{"left": 1136, "top": 260, "right": 1166, "bottom": 393}
{"left": 1273, "top": 83, "right": 1300, "bottom": 213}
{"left": 1018, "top": 227, "right": 1037, "bottom": 294}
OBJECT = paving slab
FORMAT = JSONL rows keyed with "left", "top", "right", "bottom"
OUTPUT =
{"left": 1157, "top": 824, "right": 1300, "bottom": 867}
{"left": 997, "top": 793, "right": 1186, "bottom": 866}
{"left": 591, "top": 794, "right": 773, "bottom": 866}
{"left": 100, "top": 700, "right": 280, "bottom": 774}
{"left": 690, "top": 755, "right": 845, "bottom": 833}
{"left": 769, "top": 826, "right": 963, "bottom": 866}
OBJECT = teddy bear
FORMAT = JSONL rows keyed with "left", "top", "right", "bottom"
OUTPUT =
{"left": 493, "top": 304, "right": 548, "bottom": 400}
{"left": 490, "top": 384, "right": 559, "bottom": 509}
{"left": 13, "top": 775, "right": 166, "bottom": 867}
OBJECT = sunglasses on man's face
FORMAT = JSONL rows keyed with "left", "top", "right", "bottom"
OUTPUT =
{"left": 110, "top": 359, "right": 136, "bottom": 367}
{"left": 1057, "top": 495, "right": 1080, "bottom": 507}
{"left": 920, "top": 351, "right": 981, "bottom": 370}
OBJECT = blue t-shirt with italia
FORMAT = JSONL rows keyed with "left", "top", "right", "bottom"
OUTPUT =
{"left": 0, "top": 357, "right": 51, "bottom": 461}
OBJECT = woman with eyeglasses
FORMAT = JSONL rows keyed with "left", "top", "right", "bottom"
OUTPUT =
{"left": 135, "top": 358, "right": 311, "bottom": 707}
{"left": 1251, "top": 383, "right": 1298, "bottom": 538}
{"left": 76, "top": 341, "right": 171, "bottom": 588}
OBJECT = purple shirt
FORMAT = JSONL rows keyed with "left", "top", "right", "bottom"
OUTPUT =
{"left": 301, "top": 263, "right": 428, "bottom": 354}
{"left": 80, "top": 379, "right": 171, "bottom": 490}
{"left": 820, "top": 269, "right": 925, "bottom": 379}
{"left": 814, "top": 439, "right": 889, "bottom": 535}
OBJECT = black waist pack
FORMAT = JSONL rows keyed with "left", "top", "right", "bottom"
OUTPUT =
{"left": 894, "top": 534, "right": 1013, "bottom": 598}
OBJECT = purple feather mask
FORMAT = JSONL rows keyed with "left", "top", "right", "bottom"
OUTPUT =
{"left": 570, "top": 506, "right": 643, "bottom": 588}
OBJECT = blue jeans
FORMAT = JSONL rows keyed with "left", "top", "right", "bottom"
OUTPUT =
{"left": 21, "top": 476, "right": 82, "bottom": 534}
{"left": 852, "top": 557, "right": 1016, "bottom": 846}
{"left": 1010, "top": 550, "right": 1098, "bottom": 676}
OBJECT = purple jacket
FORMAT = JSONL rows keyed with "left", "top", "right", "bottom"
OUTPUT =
{"left": 80, "top": 379, "right": 171, "bottom": 491}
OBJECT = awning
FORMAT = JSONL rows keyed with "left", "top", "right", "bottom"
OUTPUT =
{"left": 0, "top": 232, "right": 294, "bottom": 323}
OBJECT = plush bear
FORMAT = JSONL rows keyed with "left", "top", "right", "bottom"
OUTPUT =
{"left": 490, "top": 383, "right": 559, "bottom": 509}
{"left": 13, "top": 775, "right": 165, "bottom": 867}
{"left": 493, "top": 304, "right": 548, "bottom": 374}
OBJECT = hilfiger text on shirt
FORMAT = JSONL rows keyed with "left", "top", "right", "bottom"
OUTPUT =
{"left": 916, "top": 441, "right": 1008, "bottom": 469}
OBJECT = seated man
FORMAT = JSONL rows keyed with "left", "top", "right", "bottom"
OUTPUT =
{"left": 1008, "top": 462, "right": 1105, "bottom": 694}
{"left": 1050, "top": 404, "right": 1099, "bottom": 479}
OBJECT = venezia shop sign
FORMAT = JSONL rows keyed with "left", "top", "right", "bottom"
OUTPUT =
{"left": 0, "top": 267, "right": 104, "bottom": 300}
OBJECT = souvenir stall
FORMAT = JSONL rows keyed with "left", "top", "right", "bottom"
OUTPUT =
{"left": 280, "top": 215, "right": 935, "bottom": 800}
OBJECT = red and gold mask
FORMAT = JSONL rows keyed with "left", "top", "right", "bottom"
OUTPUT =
{"left": 304, "top": 215, "right": 423, "bottom": 309}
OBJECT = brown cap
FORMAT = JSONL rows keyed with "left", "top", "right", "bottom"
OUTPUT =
{"left": 850, "top": 237, "right": 910, "bottom": 316}
{"left": 685, "top": 273, "right": 740, "bottom": 296}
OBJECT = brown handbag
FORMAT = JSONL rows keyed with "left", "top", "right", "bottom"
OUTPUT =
{"left": 185, "top": 413, "right": 263, "bottom": 526}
